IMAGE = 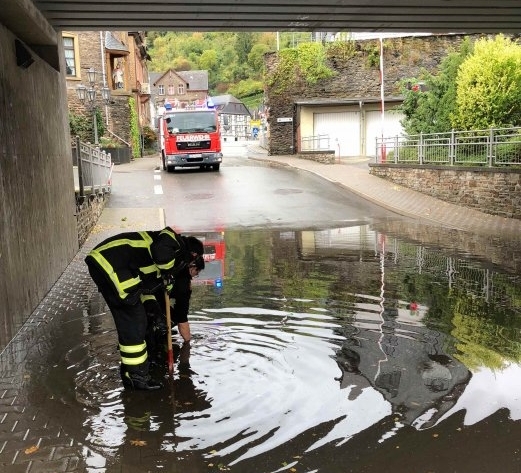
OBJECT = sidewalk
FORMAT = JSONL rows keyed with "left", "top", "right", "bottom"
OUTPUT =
{"left": 247, "top": 145, "right": 521, "bottom": 237}
{"left": 0, "top": 207, "right": 165, "bottom": 473}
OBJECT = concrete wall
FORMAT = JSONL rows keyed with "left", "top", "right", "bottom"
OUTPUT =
{"left": 369, "top": 164, "right": 521, "bottom": 219}
{"left": 0, "top": 23, "right": 78, "bottom": 351}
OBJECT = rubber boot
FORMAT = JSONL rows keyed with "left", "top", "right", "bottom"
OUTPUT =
{"left": 120, "top": 364, "right": 162, "bottom": 391}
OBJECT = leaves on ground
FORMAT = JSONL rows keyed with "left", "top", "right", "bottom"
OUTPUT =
{"left": 130, "top": 439, "right": 147, "bottom": 446}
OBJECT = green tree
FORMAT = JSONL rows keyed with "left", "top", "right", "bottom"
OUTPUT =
{"left": 248, "top": 43, "right": 271, "bottom": 73}
{"left": 235, "top": 32, "right": 255, "bottom": 64}
{"left": 452, "top": 34, "right": 521, "bottom": 130}
{"left": 400, "top": 38, "right": 473, "bottom": 134}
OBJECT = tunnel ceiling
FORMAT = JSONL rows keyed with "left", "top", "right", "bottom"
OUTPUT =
{"left": 30, "top": 0, "right": 521, "bottom": 33}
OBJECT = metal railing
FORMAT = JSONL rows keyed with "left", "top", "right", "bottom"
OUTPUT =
{"left": 73, "top": 136, "right": 113, "bottom": 197}
{"left": 376, "top": 126, "right": 521, "bottom": 166}
{"left": 301, "top": 134, "right": 331, "bottom": 151}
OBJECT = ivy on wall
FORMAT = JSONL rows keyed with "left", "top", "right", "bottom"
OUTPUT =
{"left": 128, "top": 97, "right": 141, "bottom": 158}
{"left": 266, "top": 42, "right": 336, "bottom": 95}
{"left": 69, "top": 108, "right": 105, "bottom": 143}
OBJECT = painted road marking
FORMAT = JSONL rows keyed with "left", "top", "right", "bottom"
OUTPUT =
{"left": 154, "top": 185, "right": 163, "bottom": 194}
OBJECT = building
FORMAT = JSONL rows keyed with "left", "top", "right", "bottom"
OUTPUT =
{"left": 63, "top": 31, "right": 151, "bottom": 153}
{"left": 264, "top": 34, "right": 476, "bottom": 157}
{"left": 150, "top": 69, "right": 210, "bottom": 125}
{"left": 212, "top": 94, "right": 252, "bottom": 141}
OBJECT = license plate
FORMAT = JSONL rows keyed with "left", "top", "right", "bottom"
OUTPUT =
{"left": 190, "top": 153, "right": 202, "bottom": 158}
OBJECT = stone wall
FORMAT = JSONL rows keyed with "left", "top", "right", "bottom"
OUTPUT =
{"left": 76, "top": 193, "right": 109, "bottom": 247}
{"left": 296, "top": 151, "right": 336, "bottom": 164}
{"left": 369, "top": 164, "right": 521, "bottom": 219}
{"left": 265, "top": 34, "right": 484, "bottom": 155}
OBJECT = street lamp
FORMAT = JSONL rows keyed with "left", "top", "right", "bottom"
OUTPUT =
{"left": 76, "top": 67, "right": 111, "bottom": 145}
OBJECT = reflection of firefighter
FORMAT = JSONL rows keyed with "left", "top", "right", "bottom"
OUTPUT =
{"left": 122, "top": 342, "right": 211, "bottom": 433}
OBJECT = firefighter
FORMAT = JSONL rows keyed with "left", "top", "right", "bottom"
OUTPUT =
{"left": 85, "top": 227, "right": 204, "bottom": 391}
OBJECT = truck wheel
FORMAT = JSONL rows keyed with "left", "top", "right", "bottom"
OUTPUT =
{"left": 166, "top": 165, "right": 174, "bottom": 173}
{"left": 162, "top": 152, "right": 166, "bottom": 171}
{"left": 212, "top": 164, "right": 220, "bottom": 171}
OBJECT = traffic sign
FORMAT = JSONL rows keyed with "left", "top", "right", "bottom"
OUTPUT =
{"left": 277, "top": 117, "right": 293, "bottom": 123}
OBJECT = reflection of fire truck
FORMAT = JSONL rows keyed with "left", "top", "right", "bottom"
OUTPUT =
{"left": 157, "top": 100, "right": 223, "bottom": 172}
{"left": 186, "top": 231, "right": 225, "bottom": 288}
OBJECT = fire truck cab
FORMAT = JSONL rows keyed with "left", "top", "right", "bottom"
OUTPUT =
{"left": 158, "top": 100, "right": 223, "bottom": 172}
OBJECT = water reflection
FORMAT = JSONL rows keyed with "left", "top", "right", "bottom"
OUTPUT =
{"left": 29, "top": 224, "right": 521, "bottom": 472}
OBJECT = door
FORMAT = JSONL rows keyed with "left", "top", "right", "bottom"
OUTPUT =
{"left": 365, "top": 110, "right": 405, "bottom": 157}
{"left": 313, "top": 112, "right": 360, "bottom": 157}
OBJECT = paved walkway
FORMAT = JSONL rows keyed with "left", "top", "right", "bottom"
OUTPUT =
{"left": 247, "top": 145, "right": 521, "bottom": 238}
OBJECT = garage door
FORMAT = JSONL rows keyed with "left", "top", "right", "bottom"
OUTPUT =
{"left": 365, "top": 110, "right": 405, "bottom": 157}
{"left": 313, "top": 112, "right": 360, "bottom": 157}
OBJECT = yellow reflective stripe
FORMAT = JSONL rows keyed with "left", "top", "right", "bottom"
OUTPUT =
{"left": 139, "top": 232, "right": 154, "bottom": 258}
{"left": 89, "top": 251, "right": 141, "bottom": 299}
{"left": 96, "top": 236, "right": 150, "bottom": 252}
{"left": 119, "top": 342, "right": 148, "bottom": 365}
{"left": 90, "top": 234, "right": 154, "bottom": 299}
{"left": 156, "top": 260, "right": 175, "bottom": 271}
{"left": 121, "top": 352, "right": 148, "bottom": 366}
{"left": 120, "top": 341, "right": 147, "bottom": 353}
{"left": 140, "top": 264, "right": 158, "bottom": 275}
{"left": 156, "top": 228, "right": 179, "bottom": 271}
{"left": 140, "top": 294, "right": 156, "bottom": 303}
{"left": 160, "top": 228, "right": 177, "bottom": 240}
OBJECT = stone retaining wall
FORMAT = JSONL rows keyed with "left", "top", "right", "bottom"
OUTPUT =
{"left": 76, "top": 193, "right": 109, "bottom": 246}
{"left": 296, "top": 151, "right": 336, "bottom": 164}
{"left": 369, "top": 164, "right": 521, "bottom": 219}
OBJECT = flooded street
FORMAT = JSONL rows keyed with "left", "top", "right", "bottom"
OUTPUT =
{"left": 6, "top": 147, "right": 520, "bottom": 472}
{"left": 29, "top": 224, "right": 521, "bottom": 472}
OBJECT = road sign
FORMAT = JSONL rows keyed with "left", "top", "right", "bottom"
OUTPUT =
{"left": 277, "top": 117, "right": 293, "bottom": 123}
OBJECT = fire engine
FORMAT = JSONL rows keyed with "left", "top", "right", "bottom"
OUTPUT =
{"left": 157, "top": 99, "right": 223, "bottom": 172}
{"left": 185, "top": 231, "right": 225, "bottom": 288}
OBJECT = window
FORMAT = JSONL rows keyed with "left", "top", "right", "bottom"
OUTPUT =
{"left": 178, "top": 84, "right": 185, "bottom": 95}
{"left": 62, "top": 34, "right": 78, "bottom": 76}
{"left": 158, "top": 85, "right": 165, "bottom": 95}
{"left": 168, "top": 84, "right": 175, "bottom": 95}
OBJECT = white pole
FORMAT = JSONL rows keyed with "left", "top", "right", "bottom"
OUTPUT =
{"left": 276, "top": 31, "right": 280, "bottom": 51}
{"left": 379, "top": 36, "right": 386, "bottom": 162}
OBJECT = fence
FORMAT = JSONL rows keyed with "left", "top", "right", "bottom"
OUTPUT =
{"left": 376, "top": 126, "right": 521, "bottom": 166}
{"left": 301, "top": 134, "right": 330, "bottom": 151}
{"left": 72, "top": 136, "right": 113, "bottom": 197}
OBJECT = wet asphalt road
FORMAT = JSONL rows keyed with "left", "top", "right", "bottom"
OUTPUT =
{"left": 108, "top": 141, "right": 402, "bottom": 232}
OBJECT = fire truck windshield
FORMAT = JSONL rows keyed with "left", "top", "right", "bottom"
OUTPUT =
{"left": 166, "top": 111, "right": 217, "bottom": 133}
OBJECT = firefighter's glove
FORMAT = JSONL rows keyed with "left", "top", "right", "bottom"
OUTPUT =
{"left": 162, "top": 272, "right": 175, "bottom": 290}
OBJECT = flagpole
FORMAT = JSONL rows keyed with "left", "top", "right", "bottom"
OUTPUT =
{"left": 379, "top": 36, "right": 386, "bottom": 163}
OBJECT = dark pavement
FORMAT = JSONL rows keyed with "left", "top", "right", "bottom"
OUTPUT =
{"left": 1, "top": 145, "right": 519, "bottom": 472}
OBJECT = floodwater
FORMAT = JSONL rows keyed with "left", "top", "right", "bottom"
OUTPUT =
{"left": 29, "top": 224, "right": 521, "bottom": 473}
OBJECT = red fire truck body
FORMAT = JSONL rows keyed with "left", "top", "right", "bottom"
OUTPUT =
{"left": 186, "top": 231, "right": 225, "bottom": 288}
{"left": 158, "top": 104, "right": 222, "bottom": 172}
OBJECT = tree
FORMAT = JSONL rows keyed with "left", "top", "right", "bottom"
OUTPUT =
{"left": 452, "top": 34, "right": 521, "bottom": 130}
{"left": 248, "top": 43, "right": 271, "bottom": 73}
{"left": 235, "top": 32, "right": 255, "bottom": 64}
{"left": 400, "top": 38, "right": 473, "bottom": 135}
